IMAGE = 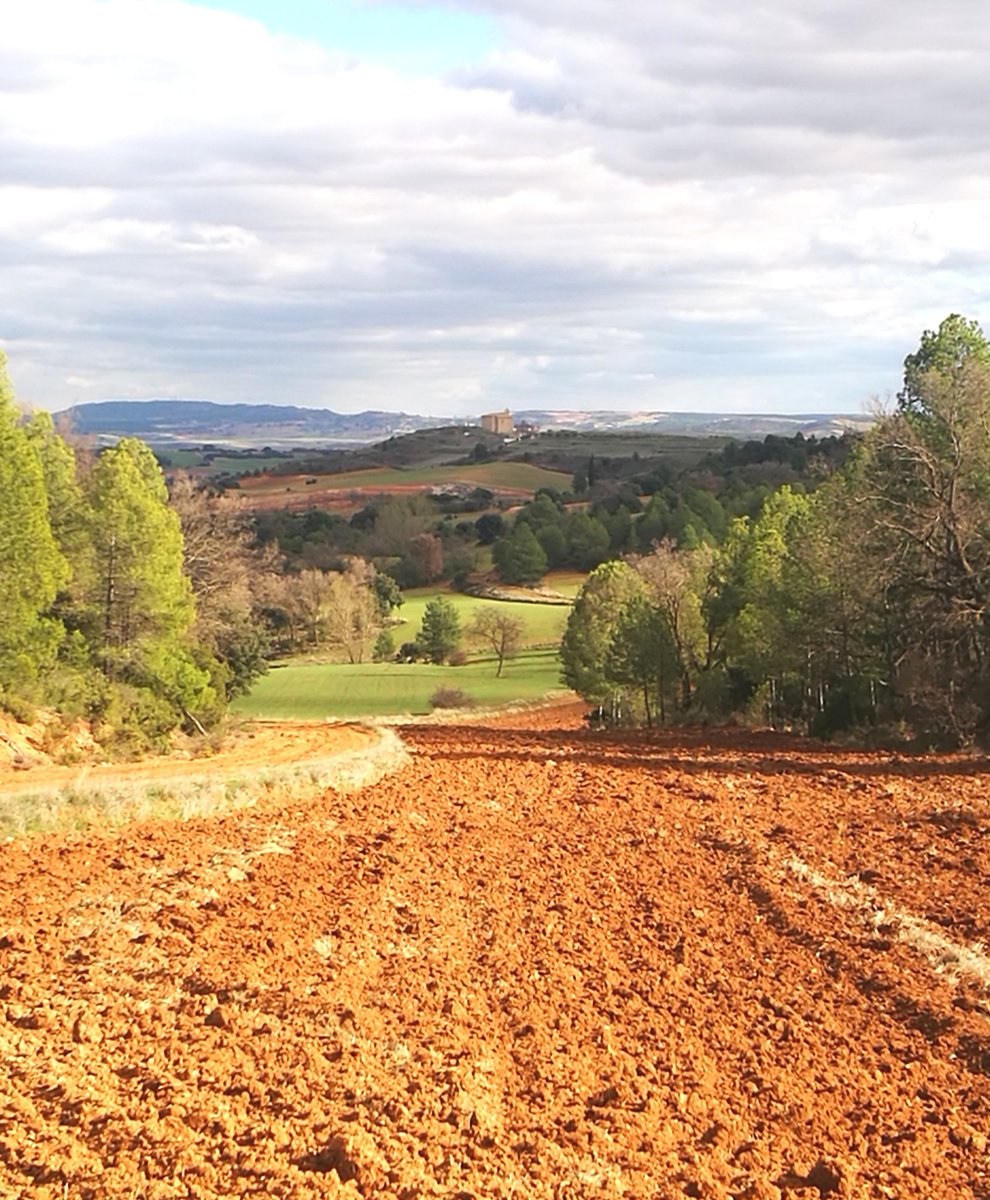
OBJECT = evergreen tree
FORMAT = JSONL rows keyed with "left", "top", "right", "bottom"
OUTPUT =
{"left": 373, "top": 628, "right": 396, "bottom": 662}
{"left": 23, "top": 410, "right": 86, "bottom": 565}
{"left": 560, "top": 560, "right": 645, "bottom": 702}
{"left": 493, "top": 523, "right": 548, "bottom": 584}
{"left": 0, "top": 354, "right": 68, "bottom": 689}
{"left": 566, "top": 511, "right": 610, "bottom": 570}
{"left": 372, "top": 572, "right": 403, "bottom": 618}
{"left": 81, "top": 438, "right": 194, "bottom": 663}
{"left": 900, "top": 313, "right": 990, "bottom": 416}
{"left": 604, "top": 597, "right": 678, "bottom": 726}
{"left": 474, "top": 512, "right": 504, "bottom": 545}
{"left": 418, "top": 597, "right": 461, "bottom": 663}
{"left": 78, "top": 437, "right": 216, "bottom": 724}
{"left": 855, "top": 318, "right": 990, "bottom": 742}
{"left": 730, "top": 485, "right": 810, "bottom": 684}
{"left": 536, "top": 523, "right": 567, "bottom": 568}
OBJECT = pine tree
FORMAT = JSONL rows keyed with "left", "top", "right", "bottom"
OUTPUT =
{"left": 23, "top": 410, "right": 85, "bottom": 563}
{"left": 604, "top": 597, "right": 678, "bottom": 726}
{"left": 78, "top": 437, "right": 216, "bottom": 723}
{"left": 560, "top": 560, "right": 645, "bottom": 702}
{"left": 81, "top": 438, "right": 194, "bottom": 664}
{"left": 0, "top": 354, "right": 68, "bottom": 688}
{"left": 566, "top": 511, "right": 610, "bottom": 571}
{"left": 493, "top": 522, "right": 548, "bottom": 584}
{"left": 418, "top": 597, "right": 461, "bottom": 663}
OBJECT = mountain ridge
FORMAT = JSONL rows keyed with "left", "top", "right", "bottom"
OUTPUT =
{"left": 59, "top": 398, "right": 871, "bottom": 445}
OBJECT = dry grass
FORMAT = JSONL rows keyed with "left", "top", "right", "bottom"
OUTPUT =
{"left": 779, "top": 852, "right": 990, "bottom": 989}
{"left": 0, "top": 728, "right": 408, "bottom": 840}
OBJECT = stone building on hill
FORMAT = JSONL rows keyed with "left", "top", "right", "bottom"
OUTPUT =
{"left": 480, "top": 409, "right": 513, "bottom": 435}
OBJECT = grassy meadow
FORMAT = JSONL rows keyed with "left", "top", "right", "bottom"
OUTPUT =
{"left": 232, "top": 649, "right": 565, "bottom": 720}
{"left": 541, "top": 570, "right": 587, "bottom": 598}
{"left": 234, "top": 587, "right": 576, "bottom": 720}
{"left": 396, "top": 589, "right": 570, "bottom": 649}
{"left": 238, "top": 461, "right": 571, "bottom": 497}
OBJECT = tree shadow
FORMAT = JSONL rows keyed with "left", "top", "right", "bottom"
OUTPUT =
{"left": 404, "top": 722, "right": 990, "bottom": 782}
{"left": 707, "top": 833, "right": 989, "bottom": 1075}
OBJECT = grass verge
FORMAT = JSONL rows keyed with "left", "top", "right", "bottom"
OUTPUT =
{"left": 0, "top": 727, "right": 408, "bottom": 840}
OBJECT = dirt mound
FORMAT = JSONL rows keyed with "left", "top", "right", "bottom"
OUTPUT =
{"left": 1, "top": 714, "right": 989, "bottom": 1197}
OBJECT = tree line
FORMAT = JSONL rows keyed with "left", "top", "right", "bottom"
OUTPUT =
{"left": 0, "top": 356, "right": 403, "bottom": 752}
{"left": 560, "top": 315, "right": 990, "bottom": 748}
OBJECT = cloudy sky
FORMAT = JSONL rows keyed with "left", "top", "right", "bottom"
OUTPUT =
{"left": 3, "top": 0, "right": 989, "bottom": 416}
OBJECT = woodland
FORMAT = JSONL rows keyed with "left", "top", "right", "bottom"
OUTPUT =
{"left": 560, "top": 315, "right": 990, "bottom": 745}
{"left": 3, "top": 313, "right": 990, "bottom": 749}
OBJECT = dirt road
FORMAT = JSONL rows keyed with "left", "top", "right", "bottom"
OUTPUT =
{"left": 1, "top": 710, "right": 989, "bottom": 1197}
{"left": 0, "top": 721, "right": 376, "bottom": 794}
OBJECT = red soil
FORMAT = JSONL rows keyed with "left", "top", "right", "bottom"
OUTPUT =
{"left": 1, "top": 710, "right": 989, "bottom": 1198}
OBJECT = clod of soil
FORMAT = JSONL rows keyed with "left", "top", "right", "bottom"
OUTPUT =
{"left": 1, "top": 706, "right": 989, "bottom": 1197}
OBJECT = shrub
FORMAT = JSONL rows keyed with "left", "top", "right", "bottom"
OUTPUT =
{"left": 89, "top": 681, "right": 177, "bottom": 758}
{"left": 430, "top": 687, "right": 475, "bottom": 710}
{"left": 447, "top": 649, "right": 468, "bottom": 667}
{"left": 0, "top": 692, "right": 37, "bottom": 725}
{"left": 372, "top": 629, "right": 396, "bottom": 662}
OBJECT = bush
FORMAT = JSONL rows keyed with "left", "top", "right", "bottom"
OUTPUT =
{"left": 448, "top": 649, "right": 468, "bottom": 666}
{"left": 88, "top": 681, "right": 178, "bottom": 758}
{"left": 430, "top": 687, "right": 475, "bottom": 709}
{"left": 0, "top": 692, "right": 37, "bottom": 725}
{"left": 372, "top": 629, "right": 396, "bottom": 662}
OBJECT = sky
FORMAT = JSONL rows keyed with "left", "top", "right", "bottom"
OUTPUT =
{"left": 3, "top": 0, "right": 990, "bottom": 417}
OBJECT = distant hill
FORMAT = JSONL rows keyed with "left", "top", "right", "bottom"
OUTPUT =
{"left": 60, "top": 398, "right": 871, "bottom": 446}
{"left": 514, "top": 410, "right": 872, "bottom": 440}
{"left": 61, "top": 399, "right": 451, "bottom": 445}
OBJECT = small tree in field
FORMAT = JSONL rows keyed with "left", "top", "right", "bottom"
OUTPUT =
{"left": 372, "top": 628, "right": 395, "bottom": 662}
{"left": 418, "top": 597, "right": 461, "bottom": 663}
{"left": 469, "top": 608, "right": 523, "bottom": 676}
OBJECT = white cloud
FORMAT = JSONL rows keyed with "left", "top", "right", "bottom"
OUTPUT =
{"left": 2, "top": 0, "right": 989, "bottom": 414}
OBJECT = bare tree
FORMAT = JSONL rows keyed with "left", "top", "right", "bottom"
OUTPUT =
{"left": 324, "top": 558, "right": 381, "bottom": 663}
{"left": 469, "top": 608, "right": 523, "bottom": 676}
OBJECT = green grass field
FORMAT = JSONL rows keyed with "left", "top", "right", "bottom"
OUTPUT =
{"left": 240, "top": 461, "right": 571, "bottom": 496}
{"left": 542, "top": 570, "right": 587, "bottom": 598}
{"left": 396, "top": 589, "right": 569, "bottom": 649}
{"left": 232, "top": 649, "right": 565, "bottom": 719}
{"left": 157, "top": 451, "right": 297, "bottom": 473}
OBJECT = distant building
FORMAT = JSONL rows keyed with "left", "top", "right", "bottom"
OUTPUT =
{"left": 480, "top": 408, "right": 514, "bottom": 435}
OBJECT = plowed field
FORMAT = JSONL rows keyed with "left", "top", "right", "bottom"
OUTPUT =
{"left": 2, "top": 707, "right": 989, "bottom": 1198}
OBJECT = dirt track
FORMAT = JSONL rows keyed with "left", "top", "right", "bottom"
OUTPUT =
{"left": 1, "top": 707, "right": 989, "bottom": 1198}
{"left": 0, "top": 721, "right": 375, "bottom": 791}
